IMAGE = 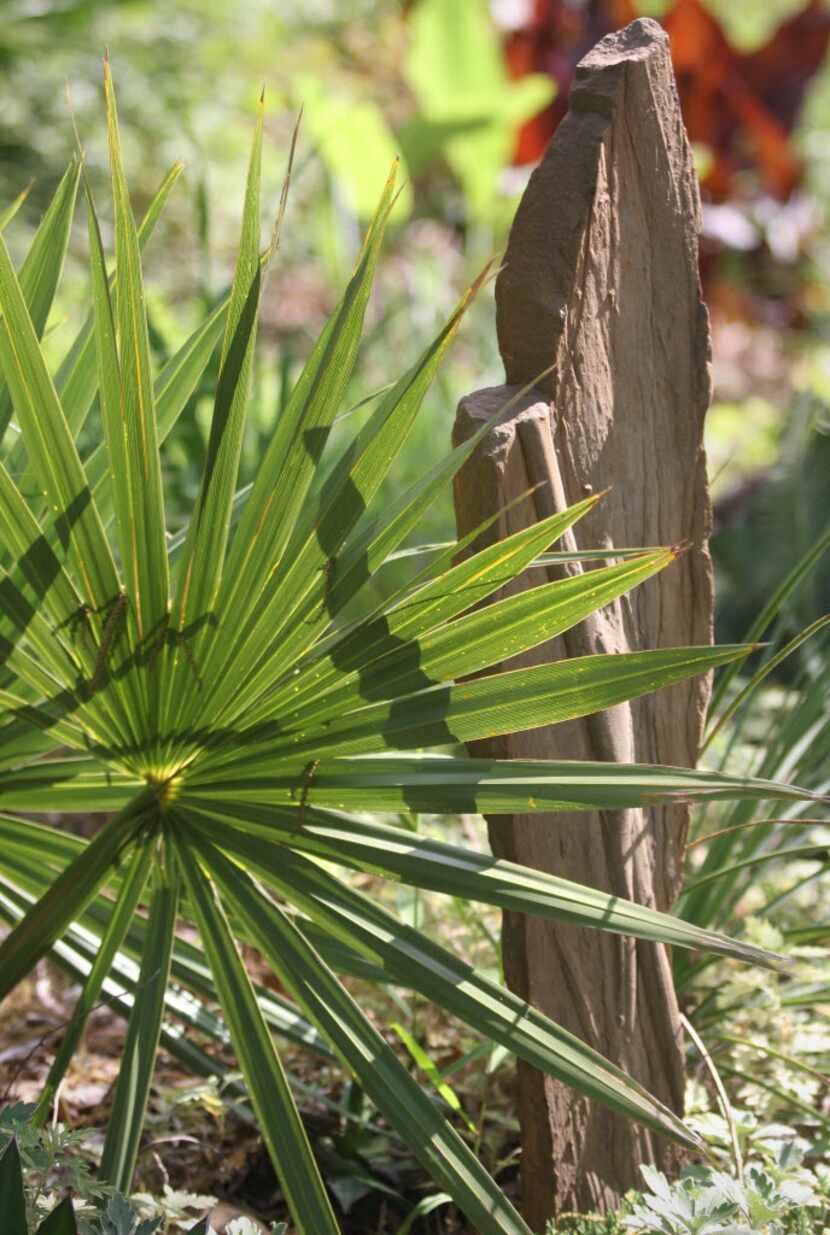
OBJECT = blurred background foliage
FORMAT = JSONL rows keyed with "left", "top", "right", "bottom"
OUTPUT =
{"left": 2, "top": 0, "right": 829, "bottom": 646}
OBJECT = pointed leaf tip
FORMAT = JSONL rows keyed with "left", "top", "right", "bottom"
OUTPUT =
{"left": 466, "top": 256, "right": 500, "bottom": 301}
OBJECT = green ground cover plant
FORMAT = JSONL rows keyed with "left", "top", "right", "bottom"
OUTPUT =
{"left": 0, "top": 1102, "right": 158, "bottom": 1234}
{"left": 0, "top": 70, "right": 825, "bottom": 1235}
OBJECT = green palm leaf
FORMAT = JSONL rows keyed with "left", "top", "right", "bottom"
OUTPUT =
{"left": 56, "top": 161, "right": 184, "bottom": 442}
{"left": 2, "top": 161, "right": 184, "bottom": 494}
{"left": 205, "top": 644, "right": 752, "bottom": 766}
{"left": 0, "top": 159, "right": 81, "bottom": 442}
{"left": 161, "top": 96, "right": 267, "bottom": 744}
{"left": 99, "top": 844, "right": 178, "bottom": 1190}
{"left": 193, "top": 817, "right": 700, "bottom": 1145}
{"left": 179, "top": 799, "right": 781, "bottom": 968}
{"left": 172, "top": 823, "right": 341, "bottom": 1235}
{"left": 97, "top": 62, "right": 169, "bottom": 658}
{"left": 34, "top": 833, "right": 153, "bottom": 1125}
{"left": 0, "top": 793, "right": 153, "bottom": 1000}
{"left": 188, "top": 824, "right": 534, "bottom": 1235}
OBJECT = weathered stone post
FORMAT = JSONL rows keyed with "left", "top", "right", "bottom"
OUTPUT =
{"left": 452, "top": 20, "right": 713, "bottom": 1226}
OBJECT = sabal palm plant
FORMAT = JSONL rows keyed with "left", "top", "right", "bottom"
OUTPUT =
{"left": 0, "top": 68, "right": 823, "bottom": 1235}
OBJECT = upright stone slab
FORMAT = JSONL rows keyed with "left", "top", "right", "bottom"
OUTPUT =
{"left": 452, "top": 19, "right": 713, "bottom": 1224}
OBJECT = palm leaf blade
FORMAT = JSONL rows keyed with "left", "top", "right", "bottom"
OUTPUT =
{"left": 192, "top": 825, "right": 534, "bottom": 1235}
{"left": 171, "top": 823, "right": 341, "bottom": 1235}
{"left": 99, "top": 844, "right": 178, "bottom": 1191}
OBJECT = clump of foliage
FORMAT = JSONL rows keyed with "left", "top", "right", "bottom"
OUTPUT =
{"left": 0, "top": 1102, "right": 289, "bottom": 1234}
{"left": 0, "top": 64, "right": 823, "bottom": 1235}
{"left": 543, "top": 1105, "right": 830, "bottom": 1235}
{"left": 0, "top": 1103, "right": 158, "bottom": 1234}
{"left": 545, "top": 1212, "right": 627, "bottom": 1234}
{"left": 624, "top": 1148, "right": 829, "bottom": 1235}
{"left": 686, "top": 920, "right": 830, "bottom": 1133}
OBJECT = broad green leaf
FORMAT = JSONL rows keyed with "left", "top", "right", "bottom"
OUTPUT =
{"left": 0, "top": 159, "right": 81, "bottom": 441}
{"left": 100, "top": 843, "right": 179, "bottom": 1192}
{"left": 34, "top": 833, "right": 153, "bottom": 1124}
{"left": 298, "top": 72, "right": 413, "bottom": 220}
{"left": 36, "top": 1198, "right": 78, "bottom": 1235}
{"left": 193, "top": 828, "right": 534, "bottom": 1235}
{"left": 406, "top": 0, "right": 554, "bottom": 220}
{"left": 171, "top": 825, "right": 341, "bottom": 1235}
{"left": 0, "top": 791, "right": 152, "bottom": 1001}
